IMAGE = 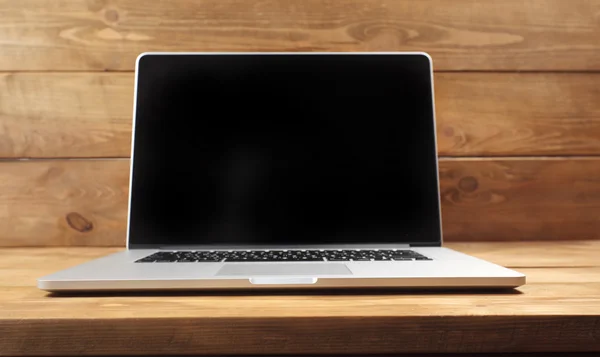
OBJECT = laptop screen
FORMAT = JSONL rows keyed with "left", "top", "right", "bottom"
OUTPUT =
{"left": 129, "top": 53, "right": 442, "bottom": 247}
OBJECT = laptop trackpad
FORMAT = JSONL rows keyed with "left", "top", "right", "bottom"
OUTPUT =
{"left": 216, "top": 263, "right": 352, "bottom": 276}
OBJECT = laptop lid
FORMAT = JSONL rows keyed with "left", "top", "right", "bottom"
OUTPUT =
{"left": 127, "top": 52, "right": 442, "bottom": 248}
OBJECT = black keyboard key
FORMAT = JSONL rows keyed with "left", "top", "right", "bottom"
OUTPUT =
{"left": 225, "top": 258, "right": 250, "bottom": 262}
{"left": 373, "top": 256, "right": 389, "bottom": 261}
{"left": 136, "top": 257, "right": 157, "bottom": 263}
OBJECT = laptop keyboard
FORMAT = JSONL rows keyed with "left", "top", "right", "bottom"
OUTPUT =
{"left": 135, "top": 250, "right": 432, "bottom": 263}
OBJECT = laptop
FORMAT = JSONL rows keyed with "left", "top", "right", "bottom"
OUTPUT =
{"left": 38, "top": 52, "right": 525, "bottom": 291}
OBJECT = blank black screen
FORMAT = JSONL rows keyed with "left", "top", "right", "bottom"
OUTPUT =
{"left": 129, "top": 54, "right": 442, "bottom": 247}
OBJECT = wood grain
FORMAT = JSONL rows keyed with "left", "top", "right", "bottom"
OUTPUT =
{"left": 0, "top": 160, "right": 130, "bottom": 247}
{"left": 6, "top": 282, "right": 600, "bottom": 316}
{"left": 448, "top": 240, "right": 600, "bottom": 268}
{"left": 3, "top": 72, "right": 600, "bottom": 158}
{"left": 3, "top": 316, "right": 600, "bottom": 355}
{"left": 439, "top": 157, "right": 600, "bottom": 241}
{"left": 435, "top": 73, "right": 600, "bottom": 156}
{"left": 1, "top": 243, "right": 600, "bottom": 355}
{"left": 0, "top": 73, "right": 133, "bottom": 158}
{"left": 0, "top": 0, "right": 599, "bottom": 71}
{"left": 2, "top": 158, "right": 600, "bottom": 246}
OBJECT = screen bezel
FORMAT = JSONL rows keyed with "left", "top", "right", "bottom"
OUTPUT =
{"left": 126, "top": 52, "right": 443, "bottom": 249}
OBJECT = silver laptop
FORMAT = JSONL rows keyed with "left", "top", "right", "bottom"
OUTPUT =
{"left": 38, "top": 52, "right": 525, "bottom": 292}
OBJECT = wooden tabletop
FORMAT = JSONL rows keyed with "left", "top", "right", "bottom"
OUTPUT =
{"left": 1, "top": 241, "right": 600, "bottom": 356}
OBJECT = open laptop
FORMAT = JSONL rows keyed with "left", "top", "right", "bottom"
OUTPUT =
{"left": 38, "top": 52, "right": 525, "bottom": 291}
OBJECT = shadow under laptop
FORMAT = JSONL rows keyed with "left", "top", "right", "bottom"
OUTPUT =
{"left": 47, "top": 287, "right": 523, "bottom": 298}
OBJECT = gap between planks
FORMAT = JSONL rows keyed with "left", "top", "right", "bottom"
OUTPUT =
{"left": 2, "top": 69, "right": 600, "bottom": 74}
{"left": 2, "top": 156, "right": 600, "bottom": 162}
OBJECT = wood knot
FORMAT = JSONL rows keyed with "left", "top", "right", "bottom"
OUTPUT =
{"left": 443, "top": 126, "right": 455, "bottom": 137}
{"left": 104, "top": 9, "right": 119, "bottom": 22}
{"left": 442, "top": 188, "right": 461, "bottom": 204}
{"left": 458, "top": 176, "right": 479, "bottom": 193}
{"left": 66, "top": 212, "right": 94, "bottom": 233}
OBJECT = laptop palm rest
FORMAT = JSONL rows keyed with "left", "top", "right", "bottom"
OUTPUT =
{"left": 217, "top": 264, "right": 352, "bottom": 281}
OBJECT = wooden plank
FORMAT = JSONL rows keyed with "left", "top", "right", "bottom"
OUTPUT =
{"left": 1, "top": 244, "right": 600, "bottom": 355}
{"left": 519, "top": 267, "right": 600, "bottom": 284}
{"left": 0, "top": 160, "right": 130, "bottom": 247}
{"left": 2, "top": 158, "right": 600, "bottom": 246}
{"left": 0, "top": 0, "right": 599, "bottom": 71}
{"left": 439, "top": 157, "right": 600, "bottom": 241}
{"left": 448, "top": 240, "right": 600, "bottom": 268}
{"left": 435, "top": 73, "right": 600, "bottom": 156}
{"left": 2, "top": 316, "right": 599, "bottom": 355}
{"left": 0, "top": 73, "right": 133, "bottom": 158}
{"left": 3, "top": 72, "right": 600, "bottom": 158}
{"left": 6, "top": 282, "right": 600, "bottom": 317}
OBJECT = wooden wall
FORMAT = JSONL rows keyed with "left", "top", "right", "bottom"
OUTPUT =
{"left": 1, "top": 0, "right": 600, "bottom": 246}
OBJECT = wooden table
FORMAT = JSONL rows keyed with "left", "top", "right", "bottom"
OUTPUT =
{"left": 1, "top": 241, "right": 600, "bottom": 356}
